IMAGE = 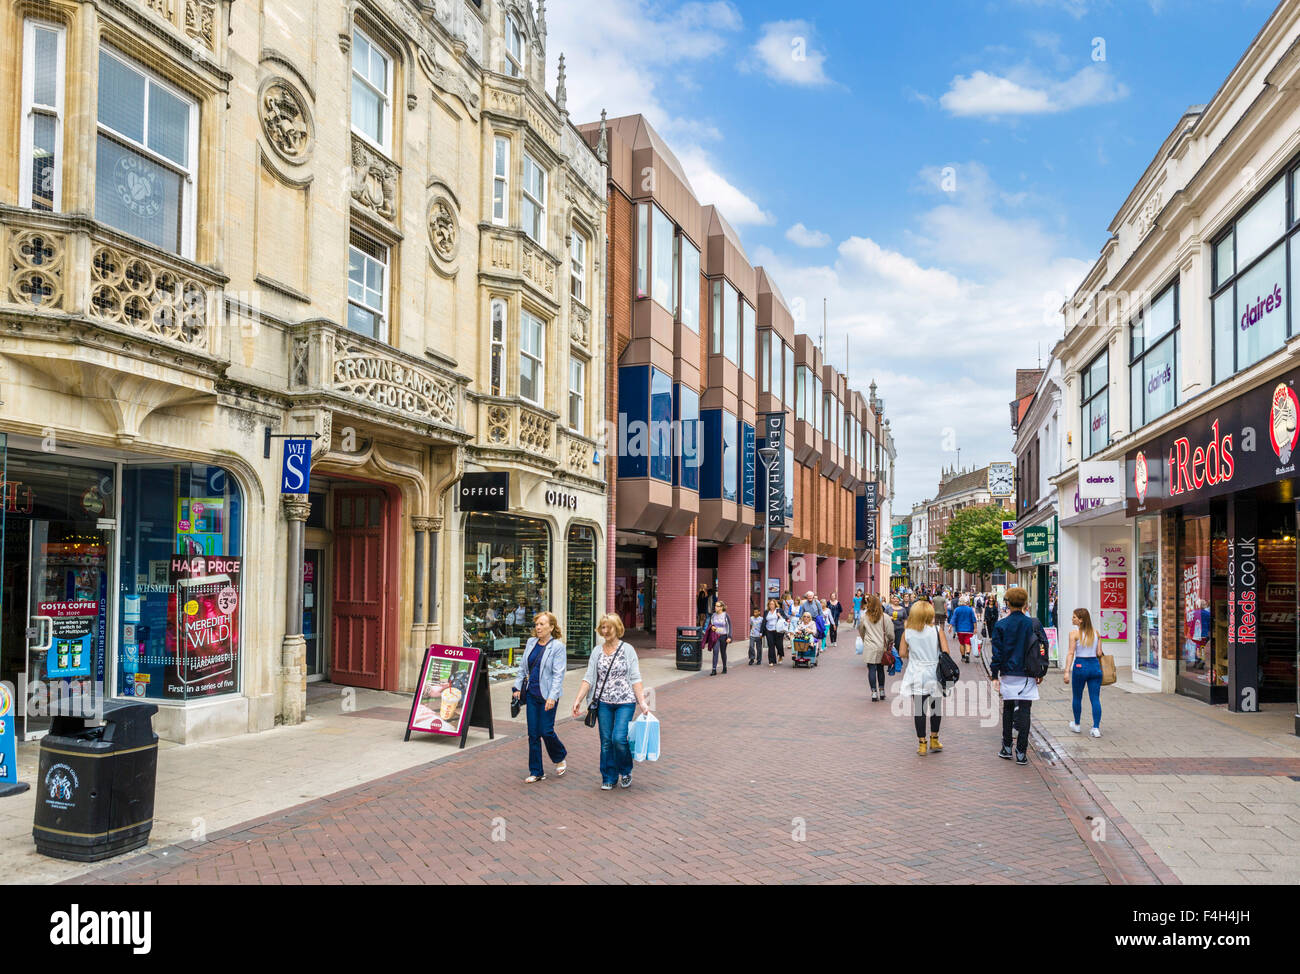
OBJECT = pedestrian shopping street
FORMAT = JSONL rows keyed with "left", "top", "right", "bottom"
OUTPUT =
{"left": 38, "top": 644, "right": 1296, "bottom": 886}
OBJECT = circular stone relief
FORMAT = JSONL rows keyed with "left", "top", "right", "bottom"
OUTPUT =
{"left": 259, "top": 77, "right": 313, "bottom": 164}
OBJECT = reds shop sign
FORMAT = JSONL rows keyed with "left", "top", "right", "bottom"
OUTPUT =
{"left": 1126, "top": 367, "right": 1300, "bottom": 515}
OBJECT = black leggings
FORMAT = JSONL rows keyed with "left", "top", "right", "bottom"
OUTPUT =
{"left": 1002, "top": 699, "right": 1032, "bottom": 752}
{"left": 867, "top": 663, "right": 885, "bottom": 690}
{"left": 913, "top": 694, "right": 941, "bottom": 737}
{"left": 765, "top": 630, "right": 783, "bottom": 662}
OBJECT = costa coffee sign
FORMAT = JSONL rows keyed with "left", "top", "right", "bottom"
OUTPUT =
{"left": 1126, "top": 366, "right": 1300, "bottom": 515}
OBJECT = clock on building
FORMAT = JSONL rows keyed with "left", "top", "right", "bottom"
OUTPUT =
{"left": 988, "top": 462, "right": 1014, "bottom": 496}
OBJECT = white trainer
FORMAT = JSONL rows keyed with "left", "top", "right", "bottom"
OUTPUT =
{"left": 1090, "top": 727, "right": 1102, "bottom": 738}
{"left": 1069, "top": 722, "right": 1081, "bottom": 734}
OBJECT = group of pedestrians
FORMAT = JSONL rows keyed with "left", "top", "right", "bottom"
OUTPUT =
{"left": 508, "top": 581, "right": 1107, "bottom": 788}
{"left": 868, "top": 586, "right": 1106, "bottom": 765}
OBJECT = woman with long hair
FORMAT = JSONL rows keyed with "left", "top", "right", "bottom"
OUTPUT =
{"left": 511, "top": 611, "right": 568, "bottom": 782}
{"left": 1064, "top": 607, "right": 1104, "bottom": 737}
{"left": 898, "top": 599, "right": 952, "bottom": 755}
{"left": 856, "top": 593, "right": 895, "bottom": 702}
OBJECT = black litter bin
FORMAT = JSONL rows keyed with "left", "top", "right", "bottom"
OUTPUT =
{"left": 675, "top": 626, "right": 703, "bottom": 671}
{"left": 33, "top": 701, "right": 159, "bottom": 862}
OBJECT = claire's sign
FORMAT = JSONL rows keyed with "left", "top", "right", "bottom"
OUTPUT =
{"left": 1126, "top": 367, "right": 1300, "bottom": 515}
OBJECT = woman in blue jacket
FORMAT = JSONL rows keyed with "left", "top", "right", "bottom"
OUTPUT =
{"left": 512, "top": 611, "right": 568, "bottom": 782}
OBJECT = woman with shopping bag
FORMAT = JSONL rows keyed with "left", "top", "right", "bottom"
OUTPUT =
{"left": 856, "top": 594, "right": 895, "bottom": 702}
{"left": 571, "top": 614, "right": 649, "bottom": 790}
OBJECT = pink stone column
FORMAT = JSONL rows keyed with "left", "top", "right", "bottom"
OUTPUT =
{"left": 790, "top": 553, "right": 817, "bottom": 596}
{"left": 763, "top": 545, "right": 790, "bottom": 603}
{"left": 856, "top": 561, "right": 872, "bottom": 593}
{"left": 838, "top": 558, "right": 855, "bottom": 605}
{"left": 816, "top": 557, "right": 836, "bottom": 598}
{"left": 717, "top": 541, "right": 753, "bottom": 621}
{"left": 655, "top": 534, "right": 697, "bottom": 651}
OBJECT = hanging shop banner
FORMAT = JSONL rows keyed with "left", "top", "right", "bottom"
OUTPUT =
{"left": 40, "top": 601, "right": 98, "bottom": 680}
{"left": 167, "top": 555, "right": 241, "bottom": 699}
{"left": 1127, "top": 366, "right": 1300, "bottom": 515}
{"left": 863, "top": 483, "right": 878, "bottom": 551}
{"left": 763, "top": 413, "right": 786, "bottom": 527}
{"left": 458, "top": 472, "right": 510, "bottom": 512}
{"left": 1078, "top": 460, "right": 1125, "bottom": 501}
{"left": 1098, "top": 543, "right": 1129, "bottom": 642}
{"left": 406, "top": 645, "right": 494, "bottom": 749}
{"left": 280, "top": 437, "right": 313, "bottom": 494}
{"left": 742, "top": 423, "right": 756, "bottom": 509}
{"left": 1002, "top": 520, "right": 1017, "bottom": 540}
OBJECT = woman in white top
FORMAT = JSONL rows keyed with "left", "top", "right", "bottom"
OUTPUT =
{"left": 898, "top": 600, "right": 952, "bottom": 755}
{"left": 1063, "top": 607, "right": 1103, "bottom": 737}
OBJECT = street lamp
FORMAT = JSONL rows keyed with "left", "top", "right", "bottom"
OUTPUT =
{"left": 758, "top": 444, "right": 779, "bottom": 611}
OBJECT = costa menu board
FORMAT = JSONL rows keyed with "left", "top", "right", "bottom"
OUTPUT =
{"left": 407, "top": 645, "right": 483, "bottom": 742}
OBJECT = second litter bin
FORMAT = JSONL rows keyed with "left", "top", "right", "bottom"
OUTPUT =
{"left": 33, "top": 700, "right": 159, "bottom": 862}
{"left": 675, "top": 626, "right": 703, "bottom": 671}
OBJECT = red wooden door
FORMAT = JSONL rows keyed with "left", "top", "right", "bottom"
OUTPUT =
{"left": 331, "top": 489, "right": 389, "bottom": 689}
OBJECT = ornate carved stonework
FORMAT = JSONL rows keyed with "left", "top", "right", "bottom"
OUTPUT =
{"left": 88, "top": 242, "right": 209, "bottom": 349}
{"left": 291, "top": 337, "right": 310, "bottom": 386}
{"left": 570, "top": 299, "right": 589, "bottom": 348}
{"left": 7, "top": 229, "right": 66, "bottom": 310}
{"left": 147, "top": 0, "right": 174, "bottom": 19}
{"left": 184, "top": 0, "right": 216, "bottom": 50}
{"left": 331, "top": 335, "right": 458, "bottom": 426}
{"left": 567, "top": 438, "right": 588, "bottom": 475}
{"left": 412, "top": 516, "right": 436, "bottom": 532}
{"left": 261, "top": 79, "right": 312, "bottom": 164}
{"left": 1136, "top": 190, "right": 1163, "bottom": 237}
{"left": 487, "top": 404, "right": 510, "bottom": 444}
{"left": 350, "top": 136, "right": 398, "bottom": 221}
{"left": 283, "top": 494, "right": 311, "bottom": 522}
{"left": 521, "top": 243, "right": 555, "bottom": 296}
{"left": 428, "top": 197, "right": 458, "bottom": 261}
{"left": 487, "top": 87, "right": 522, "bottom": 114}
{"left": 490, "top": 236, "right": 513, "bottom": 270}
{"left": 518, "top": 408, "right": 553, "bottom": 453}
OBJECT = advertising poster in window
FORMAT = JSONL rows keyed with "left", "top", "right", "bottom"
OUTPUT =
{"left": 176, "top": 497, "right": 225, "bottom": 556}
{"left": 40, "top": 602, "right": 98, "bottom": 680}
{"left": 166, "top": 555, "right": 241, "bottom": 699}
{"left": 1098, "top": 543, "right": 1129, "bottom": 642}
{"left": 407, "top": 646, "right": 480, "bottom": 738}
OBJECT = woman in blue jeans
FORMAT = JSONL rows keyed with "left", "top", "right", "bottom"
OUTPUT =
{"left": 512, "top": 612, "right": 569, "bottom": 782}
{"left": 1063, "top": 607, "right": 1103, "bottom": 737}
{"left": 572, "top": 614, "right": 649, "bottom": 790}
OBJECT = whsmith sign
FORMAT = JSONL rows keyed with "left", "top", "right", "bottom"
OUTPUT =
{"left": 1127, "top": 367, "right": 1300, "bottom": 516}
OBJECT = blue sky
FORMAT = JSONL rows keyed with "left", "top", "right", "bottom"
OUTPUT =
{"left": 548, "top": 0, "right": 1279, "bottom": 510}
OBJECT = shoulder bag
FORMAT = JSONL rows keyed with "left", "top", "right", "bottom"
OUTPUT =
{"left": 1097, "top": 644, "right": 1117, "bottom": 686}
{"left": 585, "top": 644, "right": 624, "bottom": 728}
{"left": 511, "top": 637, "right": 537, "bottom": 718}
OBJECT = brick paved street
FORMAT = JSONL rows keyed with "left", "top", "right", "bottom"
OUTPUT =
{"left": 75, "top": 646, "right": 1110, "bottom": 885}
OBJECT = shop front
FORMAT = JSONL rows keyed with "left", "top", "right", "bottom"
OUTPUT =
{"left": 1127, "top": 366, "right": 1300, "bottom": 722}
{"left": 0, "top": 438, "right": 254, "bottom": 742}
{"left": 1058, "top": 480, "right": 1138, "bottom": 683}
{"left": 454, "top": 470, "right": 604, "bottom": 684}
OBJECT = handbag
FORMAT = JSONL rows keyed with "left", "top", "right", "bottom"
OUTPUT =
{"left": 585, "top": 644, "right": 623, "bottom": 728}
{"left": 510, "top": 674, "right": 527, "bottom": 718}
{"left": 1098, "top": 647, "right": 1117, "bottom": 686}
{"left": 936, "top": 649, "right": 961, "bottom": 695}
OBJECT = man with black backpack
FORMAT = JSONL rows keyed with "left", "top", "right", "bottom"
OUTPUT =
{"left": 990, "top": 586, "right": 1049, "bottom": 765}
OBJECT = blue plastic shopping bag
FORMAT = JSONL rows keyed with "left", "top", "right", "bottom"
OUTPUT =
{"left": 627, "top": 713, "right": 660, "bottom": 762}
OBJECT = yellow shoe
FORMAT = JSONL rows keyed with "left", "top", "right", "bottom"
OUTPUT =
{"left": 929, "top": 734, "right": 943, "bottom": 752}
{"left": 917, "top": 738, "right": 928, "bottom": 756}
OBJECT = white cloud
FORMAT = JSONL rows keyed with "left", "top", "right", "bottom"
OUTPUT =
{"left": 547, "top": 2, "right": 771, "bottom": 226}
{"left": 786, "top": 223, "right": 832, "bottom": 248}
{"left": 751, "top": 20, "right": 832, "bottom": 86}
{"left": 677, "top": 146, "right": 775, "bottom": 226}
{"left": 755, "top": 163, "right": 1089, "bottom": 509}
{"left": 940, "top": 64, "right": 1128, "bottom": 118}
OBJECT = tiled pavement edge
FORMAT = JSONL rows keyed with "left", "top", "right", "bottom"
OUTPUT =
{"left": 975, "top": 632, "right": 1300, "bottom": 885}
{"left": 72, "top": 646, "right": 1108, "bottom": 885}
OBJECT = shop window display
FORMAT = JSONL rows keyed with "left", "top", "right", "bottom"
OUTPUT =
{"left": 463, "top": 513, "right": 550, "bottom": 682}
{"left": 565, "top": 525, "right": 598, "bottom": 658}
{"left": 118, "top": 464, "right": 244, "bottom": 701}
{"left": 1135, "top": 515, "right": 1161, "bottom": 676}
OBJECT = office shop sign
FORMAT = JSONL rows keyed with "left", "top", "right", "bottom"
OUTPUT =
{"left": 458, "top": 472, "right": 509, "bottom": 512}
{"left": 1126, "top": 365, "right": 1300, "bottom": 516}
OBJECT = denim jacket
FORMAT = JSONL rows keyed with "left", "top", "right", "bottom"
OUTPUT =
{"left": 513, "top": 636, "right": 567, "bottom": 702}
